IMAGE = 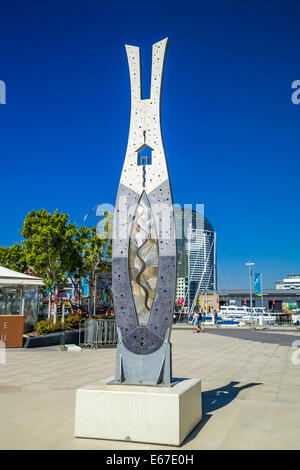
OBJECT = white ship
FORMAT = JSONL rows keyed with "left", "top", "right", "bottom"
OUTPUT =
{"left": 219, "top": 305, "right": 276, "bottom": 325}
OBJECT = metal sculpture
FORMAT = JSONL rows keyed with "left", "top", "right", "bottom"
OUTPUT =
{"left": 112, "top": 38, "right": 176, "bottom": 386}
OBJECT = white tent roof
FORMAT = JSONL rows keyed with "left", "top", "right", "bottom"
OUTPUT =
{"left": 0, "top": 266, "right": 44, "bottom": 287}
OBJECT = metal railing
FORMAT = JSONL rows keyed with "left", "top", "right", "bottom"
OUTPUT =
{"left": 174, "top": 313, "right": 189, "bottom": 324}
{"left": 80, "top": 319, "right": 117, "bottom": 348}
{"left": 274, "top": 315, "right": 293, "bottom": 327}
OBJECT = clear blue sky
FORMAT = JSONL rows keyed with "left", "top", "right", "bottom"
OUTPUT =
{"left": 0, "top": 0, "right": 299, "bottom": 289}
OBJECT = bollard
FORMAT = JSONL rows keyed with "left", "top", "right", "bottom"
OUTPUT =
{"left": 60, "top": 332, "right": 65, "bottom": 348}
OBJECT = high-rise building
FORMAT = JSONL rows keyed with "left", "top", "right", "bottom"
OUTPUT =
{"left": 175, "top": 277, "right": 186, "bottom": 303}
{"left": 174, "top": 207, "right": 216, "bottom": 308}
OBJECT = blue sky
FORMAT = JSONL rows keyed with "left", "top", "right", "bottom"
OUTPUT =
{"left": 0, "top": 0, "right": 299, "bottom": 289}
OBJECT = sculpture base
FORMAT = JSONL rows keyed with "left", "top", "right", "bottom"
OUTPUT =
{"left": 74, "top": 377, "right": 202, "bottom": 446}
{"left": 112, "top": 332, "right": 172, "bottom": 386}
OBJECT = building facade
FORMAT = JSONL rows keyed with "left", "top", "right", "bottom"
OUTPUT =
{"left": 217, "top": 289, "right": 300, "bottom": 312}
{"left": 174, "top": 207, "right": 216, "bottom": 307}
{"left": 175, "top": 277, "right": 186, "bottom": 303}
{"left": 276, "top": 274, "right": 300, "bottom": 290}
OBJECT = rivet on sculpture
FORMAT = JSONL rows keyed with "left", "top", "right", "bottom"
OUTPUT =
{"left": 111, "top": 37, "right": 176, "bottom": 385}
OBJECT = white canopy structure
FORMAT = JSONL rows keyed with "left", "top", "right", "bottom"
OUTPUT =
{"left": 0, "top": 266, "right": 44, "bottom": 287}
{"left": 0, "top": 267, "right": 44, "bottom": 331}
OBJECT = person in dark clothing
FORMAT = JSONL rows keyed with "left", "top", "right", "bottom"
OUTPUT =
{"left": 213, "top": 310, "right": 219, "bottom": 327}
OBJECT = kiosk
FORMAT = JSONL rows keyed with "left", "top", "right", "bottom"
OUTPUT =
{"left": 0, "top": 266, "right": 44, "bottom": 347}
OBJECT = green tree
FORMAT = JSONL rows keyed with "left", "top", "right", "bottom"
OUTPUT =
{"left": 80, "top": 211, "right": 112, "bottom": 313}
{"left": 0, "top": 243, "right": 27, "bottom": 272}
{"left": 21, "top": 209, "right": 82, "bottom": 323}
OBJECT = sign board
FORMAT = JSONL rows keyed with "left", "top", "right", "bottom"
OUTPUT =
{"left": 282, "top": 302, "right": 298, "bottom": 313}
{"left": 0, "top": 315, "right": 24, "bottom": 348}
{"left": 199, "top": 295, "right": 219, "bottom": 312}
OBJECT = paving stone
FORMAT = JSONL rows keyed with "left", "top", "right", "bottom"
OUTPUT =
{"left": 0, "top": 328, "right": 299, "bottom": 449}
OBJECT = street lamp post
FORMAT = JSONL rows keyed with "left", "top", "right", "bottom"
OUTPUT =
{"left": 246, "top": 262, "right": 255, "bottom": 328}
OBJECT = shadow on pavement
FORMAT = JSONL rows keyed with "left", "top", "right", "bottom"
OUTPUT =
{"left": 182, "top": 380, "right": 262, "bottom": 446}
{"left": 203, "top": 380, "right": 262, "bottom": 413}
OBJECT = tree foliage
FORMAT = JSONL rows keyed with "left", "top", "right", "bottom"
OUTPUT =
{"left": 79, "top": 211, "right": 112, "bottom": 312}
{"left": 80, "top": 211, "right": 112, "bottom": 279}
{"left": 21, "top": 209, "right": 84, "bottom": 322}
{"left": 21, "top": 209, "right": 81, "bottom": 289}
{"left": 1, "top": 208, "right": 113, "bottom": 322}
{"left": 0, "top": 243, "right": 27, "bottom": 272}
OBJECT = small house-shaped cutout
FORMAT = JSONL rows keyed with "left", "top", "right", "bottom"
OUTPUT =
{"left": 137, "top": 144, "right": 153, "bottom": 166}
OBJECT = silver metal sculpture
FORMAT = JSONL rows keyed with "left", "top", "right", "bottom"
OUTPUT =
{"left": 112, "top": 38, "right": 176, "bottom": 386}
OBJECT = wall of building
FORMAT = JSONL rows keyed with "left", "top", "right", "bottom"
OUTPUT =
{"left": 217, "top": 290, "right": 300, "bottom": 312}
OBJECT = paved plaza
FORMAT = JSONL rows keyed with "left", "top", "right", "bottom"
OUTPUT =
{"left": 0, "top": 326, "right": 299, "bottom": 450}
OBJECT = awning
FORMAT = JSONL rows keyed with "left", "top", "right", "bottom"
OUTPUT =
{"left": 0, "top": 266, "right": 44, "bottom": 287}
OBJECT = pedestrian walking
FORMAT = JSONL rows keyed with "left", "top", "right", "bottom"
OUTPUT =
{"left": 192, "top": 311, "right": 201, "bottom": 333}
{"left": 193, "top": 310, "right": 204, "bottom": 333}
{"left": 198, "top": 311, "right": 204, "bottom": 332}
{"left": 213, "top": 310, "right": 219, "bottom": 327}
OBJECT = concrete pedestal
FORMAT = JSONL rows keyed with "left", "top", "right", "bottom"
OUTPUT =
{"left": 75, "top": 377, "right": 202, "bottom": 446}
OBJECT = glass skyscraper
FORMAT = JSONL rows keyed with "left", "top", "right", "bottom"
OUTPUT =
{"left": 174, "top": 207, "right": 216, "bottom": 307}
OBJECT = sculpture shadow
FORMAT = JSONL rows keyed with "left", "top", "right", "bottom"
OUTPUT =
{"left": 182, "top": 380, "right": 262, "bottom": 446}
{"left": 202, "top": 380, "right": 262, "bottom": 414}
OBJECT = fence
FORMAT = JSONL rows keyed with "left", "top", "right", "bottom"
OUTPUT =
{"left": 275, "top": 314, "right": 294, "bottom": 327}
{"left": 174, "top": 314, "right": 189, "bottom": 324}
{"left": 80, "top": 319, "right": 118, "bottom": 348}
